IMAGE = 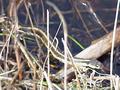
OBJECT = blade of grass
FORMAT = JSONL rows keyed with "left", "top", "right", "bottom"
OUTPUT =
{"left": 47, "top": 9, "right": 50, "bottom": 77}
{"left": 68, "top": 35, "right": 85, "bottom": 50}
{"left": 110, "top": 0, "right": 120, "bottom": 89}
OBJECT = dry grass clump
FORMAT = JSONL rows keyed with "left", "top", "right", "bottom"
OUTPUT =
{"left": 0, "top": 0, "right": 120, "bottom": 90}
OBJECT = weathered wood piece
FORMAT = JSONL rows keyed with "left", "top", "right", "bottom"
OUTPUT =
{"left": 75, "top": 26, "right": 120, "bottom": 59}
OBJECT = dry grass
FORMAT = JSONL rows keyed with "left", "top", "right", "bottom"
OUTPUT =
{"left": 0, "top": 0, "right": 120, "bottom": 90}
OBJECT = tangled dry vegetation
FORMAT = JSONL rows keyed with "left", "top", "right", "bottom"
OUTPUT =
{"left": 0, "top": 0, "right": 120, "bottom": 90}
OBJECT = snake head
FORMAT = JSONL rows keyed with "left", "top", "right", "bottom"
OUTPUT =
{"left": 87, "top": 60, "right": 102, "bottom": 69}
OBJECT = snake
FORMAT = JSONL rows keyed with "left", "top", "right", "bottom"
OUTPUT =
{"left": 19, "top": 26, "right": 103, "bottom": 69}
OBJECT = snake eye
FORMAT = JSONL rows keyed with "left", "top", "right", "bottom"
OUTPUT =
{"left": 96, "top": 64, "right": 100, "bottom": 69}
